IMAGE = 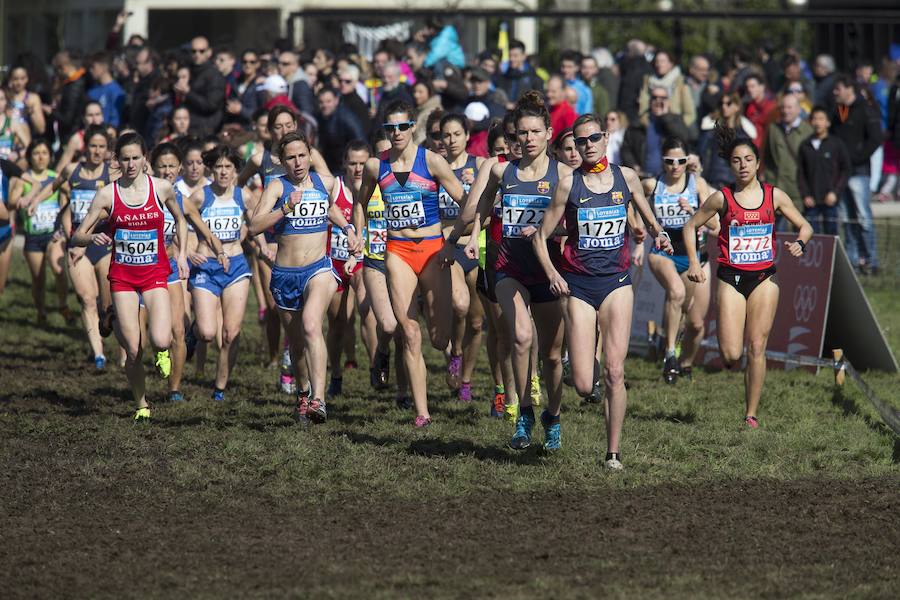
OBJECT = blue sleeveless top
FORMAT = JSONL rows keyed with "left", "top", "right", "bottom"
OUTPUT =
{"left": 161, "top": 189, "right": 184, "bottom": 247}
{"left": 495, "top": 158, "right": 559, "bottom": 285}
{"left": 438, "top": 154, "right": 478, "bottom": 222}
{"left": 272, "top": 173, "right": 330, "bottom": 236}
{"left": 378, "top": 146, "right": 440, "bottom": 233}
{"left": 259, "top": 149, "right": 285, "bottom": 188}
{"left": 651, "top": 173, "right": 699, "bottom": 256}
{"left": 560, "top": 165, "right": 631, "bottom": 276}
{"left": 199, "top": 185, "right": 246, "bottom": 243}
{"left": 69, "top": 162, "right": 110, "bottom": 228}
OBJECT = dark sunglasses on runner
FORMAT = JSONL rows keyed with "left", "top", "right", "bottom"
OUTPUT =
{"left": 382, "top": 121, "right": 415, "bottom": 132}
{"left": 663, "top": 157, "right": 688, "bottom": 166}
{"left": 574, "top": 132, "right": 606, "bottom": 147}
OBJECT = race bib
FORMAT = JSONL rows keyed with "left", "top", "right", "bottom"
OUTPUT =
{"left": 204, "top": 206, "right": 243, "bottom": 242}
{"left": 728, "top": 224, "right": 773, "bottom": 265}
{"left": 384, "top": 191, "right": 425, "bottom": 230}
{"left": 114, "top": 229, "right": 158, "bottom": 265}
{"left": 32, "top": 201, "right": 60, "bottom": 233}
{"left": 162, "top": 207, "right": 177, "bottom": 246}
{"left": 330, "top": 225, "right": 350, "bottom": 261}
{"left": 502, "top": 194, "right": 549, "bottom": 238}
{"left": 367, "top": 218, "right": 387, "bottom": 256}
{"left": 577, "top": 205, "right": 627, "bottom": 250}
{"left": 286, "top": 189, "right": 329, "bottom": 228}
{"left": 438, "top": 187, "right": 459, "bottom": 221}
{"left": 70, "top": 188, "right": 95, "bottom": 225}
{"left": 655, "top": 196, "right": 692, "bottom": 229}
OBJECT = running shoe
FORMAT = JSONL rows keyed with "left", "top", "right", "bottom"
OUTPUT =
{"left": 583, "top": 380, "right": 603, "bottom": 404}
{"left": 185, "top": 320, "right": 198, "bottom": 361}
{"left": 344, "top": 360, "right": 358, "bottom": 370}
{"left": 530, "top": 375, "right": 542, "bottom": 407}
{"left": 509, "top": 409, "right": 535, "bottom": 450}
{"left": 168, "top": 391, "right": 184, "bottom": 403}
{"left": 293, "top": 396, "right": 310, "bottom": 424}
{"left": 308, "top": 398, "right": 327, "bottom": 424}
{"left": 678, "top": 365, "right": 693, "bottom": 382}
{"left": 504, "top": 401, "right": 519, "bottom": 424}
{"left": 446, "top": 355, "right": 462, "bottom": 390}
{"left": 562, "top": 355, "right": 573, "bottom": 386}
{"left": 491, "top": 390, "right": 505, "bottom": 418}
{"left": 98, "top": 306, "right": 115, "bottom": 337}
{"left": 155, "top": 350, "right": 172, "bottom": 379}
{"left": 328, "top": 377, "right": 343, "bottom": 397}
{"left": 458, "top": 381, "right": 472, "bottom": 403}
{"left": 744, "top": 415, "right": 759, "bottom": 429}
{"left": 133, "top": 406, "right": 151, "bottom": 422}
{"left": 604, "top": 452, "right": 624, "bottom": 471}
{"left": 414, "top": 415, "right": 432, "bottom": 428}
{"left": 280, "top": 374, "right": 297, "bottom": 394}
{"left": 396, "top": 395, "right": 413, "bottom": 410}
{"left": 94, "top": 355, "right": 107, "bottom": 371}
{"left": 212, "top": 389, "right": 225, "bottom": 402}
{"left": 663, "top": 354, "right": 678, "bottom": 385}
{"left": 371, "top": 349, "right": 390, "bottom": 390}
{"left": 541, "top": 410, "right": 561, "bottom": 451}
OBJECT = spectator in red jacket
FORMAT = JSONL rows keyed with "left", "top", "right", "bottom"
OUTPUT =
{"left": 743, "top": 73, "right": 777, "bottom": 149}
{"left": 547, "top": 74, "right": 577, "bottom": 143}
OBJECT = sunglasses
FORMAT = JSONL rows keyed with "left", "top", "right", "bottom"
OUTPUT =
{"left": 574, "top": 132, "right": 606, "bottom": 146}
{"left": 429, "top": 131, "right": 442, "bottom": 140}
{"left": 663, "top": 157, "right": 688, "bottom": 166}
{"left": 382, "top": 121, "right": 415, "bottom": 132}
{"left": 243, "top": 58, "right": 259, "bottom": 65}
{"left": 721, "top": 100, "right": 734, "bottom": 107}
{"left": 191, "top": 48, "right": 209, "bottom": 54}
{"left": 651, "top": 95, "right": 669, "bottom": 101}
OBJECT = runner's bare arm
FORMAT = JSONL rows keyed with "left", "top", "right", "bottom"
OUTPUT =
{"left": 534, "top": 172, "right": 572, "bottom": 297}
{"left": 445, "top": 156, "right": 497, "bottom": 243}
{"left": 773, "top": 187, "right": 813, "bottom": 257}
{"left": 351, "top": 158, "right": 379, "bottom": 233}
{"left": 70, "top": 186, "right": 113, "bottom": 247}
{"left": 248, "top": 178, "right": 285, "bottom": 235}
{"left": 237, "top": 151, "right": 262, "bottom": 188}
{"left": 683, "top": 190, "right": 724, "bottom": 283}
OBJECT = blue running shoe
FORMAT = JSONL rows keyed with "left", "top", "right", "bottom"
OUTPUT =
{"left": 94, "top": 355, "right": 107, "bottom": 371}
{"left": 211, "top": 389, "right": 225, "bottom": 402}
{"left": 541, "top": 410, "right": 561, "bottom": 451}
{"left": 168, "top": 391, "right": 184, "bottom": 403}
{"left": 509, "top": 410, "right": 535, "bottom": 450}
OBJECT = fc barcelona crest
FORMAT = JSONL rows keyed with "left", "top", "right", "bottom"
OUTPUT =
{"left": 537, "top": 180, "right": 550, "bottom": 194}
{"left": 612, "top": 191, "right": 624, "bottom": 204}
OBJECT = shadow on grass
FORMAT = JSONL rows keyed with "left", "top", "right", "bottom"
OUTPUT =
{"left": 830, "top": 388, "right": 898, "bottom": 456}
{"left": 629, "top": 409, "right": 697, "bottom": 424}
{"left": 407, "top": 437, "right": 545, "bottom": 465}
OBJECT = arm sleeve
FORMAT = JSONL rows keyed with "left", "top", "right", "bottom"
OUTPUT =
{"left": 185, "top": 72, "right": 225, "bottom": 116}
{"left": 796, "top": 145, "right": 810, "bottom": 198}
{"left": 1, "top": 158, "right": 23, "bottom": 179}
{"left": 862, "top": 105, "right": 883, "bottom": 160}
{"left": 834, "top": 140, "right": 851, "bottom": 194}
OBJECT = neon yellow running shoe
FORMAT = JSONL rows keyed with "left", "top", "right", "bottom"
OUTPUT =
{"left": 530, "top": 375, "right": 542, "bottom": 407}
{"left": 155, "top": 350, "right": 171, "bottom": 379}
{"left": 133, "top": 407, "right": 151, "bottom": 422}
{"left": 504, "top": 401, "right": 519, "bottom": 424}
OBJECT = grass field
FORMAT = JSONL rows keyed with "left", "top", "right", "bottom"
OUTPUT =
{"left": 1, "top": 256, "right": 898, "bottom": 598}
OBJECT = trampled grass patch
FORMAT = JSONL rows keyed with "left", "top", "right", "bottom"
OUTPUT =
{"left": 1, "top": 258, "right": 897, "bottom": 597}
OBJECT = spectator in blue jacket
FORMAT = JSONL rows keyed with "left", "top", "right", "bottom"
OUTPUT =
{"left": 87, "top": 52, "right": 126, "bottom": 128}
{"left": 418, "top": 20, "right": 465, "bottom": 69}
{"left": 559, "top": 50, "right": 593, "bottom": 116}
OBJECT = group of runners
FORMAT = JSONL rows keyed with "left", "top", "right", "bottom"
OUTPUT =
{"left": 0, "top": 93, "right": 813, "bottom": 470}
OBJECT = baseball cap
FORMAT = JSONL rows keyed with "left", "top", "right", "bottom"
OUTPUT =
{"left": 262, "top": 74, "right": 288, "bottom": 95}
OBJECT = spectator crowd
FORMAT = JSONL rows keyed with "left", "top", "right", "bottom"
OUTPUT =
{"left": 3, "top": 12, "right": 900, "bottom": 274}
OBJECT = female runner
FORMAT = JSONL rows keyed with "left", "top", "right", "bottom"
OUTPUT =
{"left": 459, "top": 92, "right": 567, "bottom": 449}
{"left": 59, "top": 125, "right": 113, "bottom": 368}
{"left": 439, "top": 113, "right": 486, "bottom": 401}
{"left": 71, "top": 132, "right": 196, "bottom": 421}
{"left": 354, "top": 100, "right": 466, "bottom": 427}
{"left": 683, "top": 126, "right": 812, "bottom": 429}
{"left": 10, "top": 139, "right": 71, "bottom": 325}
{"left": 636, "top": 137, "right": 715, "bottom": 384}
{"left": 187, "top": 145, "right": 260, "bottom": 401}
{"left": 324, "top": 142, "right": 368, "bottom": 397}
{"left": 154, "top": 143, "right": 228, "bottom": 400}
{"left": 0, "top": 89, "right": 31, "bottom": 166}
{"left": 0, "top": 157, "right": 25, "bottom": 294}
{"left": 249, "top": 131, "right": 359, "bottom": 424}
{"left": 238, "top": 106, "right": 330, "bottom": 392}
{"left": 353, "top": 131, "right": 412, "bottom": 405}
{"left": 4, "top": 66, "right": 46, "bottom": 136}
{"left": 535, "top": 113, "right": 671, "bottom": 469}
